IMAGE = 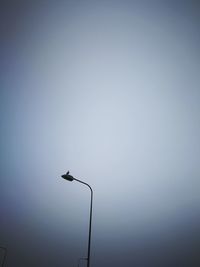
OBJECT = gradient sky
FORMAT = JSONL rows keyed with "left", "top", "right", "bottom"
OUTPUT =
{"left": 1, "top": 1, "right": 200, "bottom": 266}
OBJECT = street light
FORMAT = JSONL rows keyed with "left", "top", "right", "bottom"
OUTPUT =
{"left": 61, "top": 171, "right": 93, "bottom": 267}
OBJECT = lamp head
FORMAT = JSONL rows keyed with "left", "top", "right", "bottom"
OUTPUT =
{"left": 61, "top": 171, "right": 74, "bottom": 181}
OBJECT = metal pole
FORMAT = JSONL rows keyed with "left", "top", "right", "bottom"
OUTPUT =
{"left": 74, "top": 178, "right": 93, "bottom": 267}
{"left": 87, "top": 184, "right": 93, "bottom": 267}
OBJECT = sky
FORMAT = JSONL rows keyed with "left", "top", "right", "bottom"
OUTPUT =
{"left": 0, "top": 0, "right": 200, "bottom": 266}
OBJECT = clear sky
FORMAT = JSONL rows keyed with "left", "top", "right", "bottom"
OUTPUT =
{"left": 0, "top": 1, "right": 200, "bottom": 266}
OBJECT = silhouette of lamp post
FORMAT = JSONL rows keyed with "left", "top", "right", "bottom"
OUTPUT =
{"left": 61, "top": 171, "right": 93, "bottom": 267}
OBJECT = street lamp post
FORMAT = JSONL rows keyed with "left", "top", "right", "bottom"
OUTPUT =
{"left": 61, "top": 171, "right": 93, "bottom": 267}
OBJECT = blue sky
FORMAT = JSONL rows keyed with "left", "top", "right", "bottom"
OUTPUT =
{"left": 1, "top": 1, "right": 200, "bottom": 266}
